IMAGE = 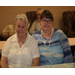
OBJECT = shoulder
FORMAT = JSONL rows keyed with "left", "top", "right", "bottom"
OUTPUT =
{"left": 54, "top": 28, "right": 68, "bottom": 40}
{"left": 32, "top": 30, "right": 41, "bottom": 40}
{"left": 6, "top": 33, "right": 17, "bottom": 42}
{"left": 54, "top": 28, "right": 63, "bottom": 33}
{"left": 32, "top": 20, "right": 38, "bottom": 24}
{"left": 2, "top": 34, "right": 17, "bottom": 57}
{"left": 27, "top": 32, "right": 37, "bottom": 43}
{"left": 7, "top": 33, "right": 16, "bottom": 40}
{"left": 54, "top": 28, "right": 66, "bottom": 36}
{"left": 33, "top": 29, "right": 41, "bottom": 34}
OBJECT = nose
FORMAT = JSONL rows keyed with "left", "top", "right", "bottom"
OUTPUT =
{"left": 45, "top": 21, "right": 48, "bottom": 24}
{"left": 19, "top": 27, "right": 22, "bottom": 30}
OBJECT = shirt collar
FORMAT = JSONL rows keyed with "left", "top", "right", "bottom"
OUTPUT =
{"left": 11, "top": 32, "right": 29, "bottom": 42}
{"left": 11, "top": 33, "right": 18, "bottom": 42}
{"left": 36, "top": 19, "right": 40, "bottom": 22}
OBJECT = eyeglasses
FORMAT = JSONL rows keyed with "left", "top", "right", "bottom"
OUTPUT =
{"left": 42, "top": 20, "right": 52, "bottom": 24}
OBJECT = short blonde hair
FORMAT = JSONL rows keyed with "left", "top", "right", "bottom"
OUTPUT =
{"left": 15, "top": 14, "right": 29, "bottom": 26}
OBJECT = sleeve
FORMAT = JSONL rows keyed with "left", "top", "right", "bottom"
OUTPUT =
{"left": 31, "top": 39, "right": 40, "bottom": 59}
{"left": 2, "top": 39, "right": 11, "bottom": 57}
{"left": 59, "top": 30, "right": 73, "bottom": 63}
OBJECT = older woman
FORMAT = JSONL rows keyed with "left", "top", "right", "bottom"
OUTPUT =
{"left": 1, "top": 14, "right": 40, "bottom": 68}
{"left": 33, "top": 10, "right": 73, "bottom": 66}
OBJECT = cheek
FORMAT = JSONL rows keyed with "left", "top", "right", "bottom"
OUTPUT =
{"left": 41, "top": 25, "right": 44, "bottom": 28}
{"left": 23, "top": 27, "right": 27, "bottom": 32}
{"left": 23, "top": 29, "right": 26, "bottom": 32}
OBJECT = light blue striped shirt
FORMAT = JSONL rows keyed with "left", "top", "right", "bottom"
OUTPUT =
{"left": 33, "top": 28, "right": 73, "bottom": 66}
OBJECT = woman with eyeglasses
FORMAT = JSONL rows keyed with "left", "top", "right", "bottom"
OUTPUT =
{"left": 1, "top": 14, "right": 40, "bottom": 68}
{"left": 33, "top": 10, "right": 73, "bottom": 66}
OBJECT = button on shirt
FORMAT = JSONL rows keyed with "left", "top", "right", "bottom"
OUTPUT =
{"left": 2, "top": 32, "right": 40, "bottom": 68}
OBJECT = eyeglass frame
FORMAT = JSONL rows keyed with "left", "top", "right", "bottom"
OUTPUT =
{"left": 41, "top": 19, "right": 52, "bottom": 24}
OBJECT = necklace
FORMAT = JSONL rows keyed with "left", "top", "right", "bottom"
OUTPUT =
{"left": 41, "top": 29, "right": 52, "bottom": 35}
{"left": 41, "top": 28, "right": 53, "bottom": 48}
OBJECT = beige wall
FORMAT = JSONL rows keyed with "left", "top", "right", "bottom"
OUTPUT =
{"left": 0, "top": 6, "right": 75, "bottom": 34}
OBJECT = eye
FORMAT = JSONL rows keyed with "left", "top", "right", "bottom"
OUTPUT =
{"left": 48, "top": 20, "right": 50, "bottom": 23}
{"left": 22, "top": 26, "right": 25, "bottom": 28}
{"left": 43, "top": 20, "right": 46, "bottom": 23}
{"left": 17, "top": 25, "right": 20, "bottom": 28}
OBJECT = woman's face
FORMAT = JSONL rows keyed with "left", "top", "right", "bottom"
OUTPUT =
{"left": 40, "top": 17, "right": 53, "bottom": 33}
{"left": 15, "top": 20, "right": 27, "bottom": 37}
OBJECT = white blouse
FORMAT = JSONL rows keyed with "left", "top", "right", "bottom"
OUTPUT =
{"left": 2, "top": 33, "right": 40, "bottom": 68}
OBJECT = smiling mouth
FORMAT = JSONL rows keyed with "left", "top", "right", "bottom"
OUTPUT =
{"left": 44, "top": 26, "right": 49, "bottom": 27}
{"left": 18, "top": 32, "right": 23, "bottom": 33}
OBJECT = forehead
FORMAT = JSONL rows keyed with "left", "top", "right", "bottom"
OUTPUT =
{"left": 42, "top": 17, "right": 51, "bottom": 20}
{"left": 16, "top": 20, "right": 26, "bottom": 25}
{"left": 37, "top": 10, "right": 41, "bottom": 14}
{"left": 16, "top": 19, "right": 26, "bottom": 23}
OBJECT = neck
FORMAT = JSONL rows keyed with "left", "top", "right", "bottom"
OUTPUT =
{"left": 37, "top": 19, "right": 40, "bottom": 21}
{"left": 41, "top": 27, "right": 53, "bottom": 35}
{"left": 41, "top": 27, "right": 54, "bottom": 39}
{"left": 41, "top": 30, "right": 51, "bottom": 35}
{"left": 18, "top": 34, "right": 27, "bottom": 42}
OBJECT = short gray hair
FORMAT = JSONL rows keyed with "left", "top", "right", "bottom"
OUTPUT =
{"left": 15, "top": 14, "right": 29, "bottom": 26}
{"left": 37, "top": 8, "right": 43, "bottom": 13}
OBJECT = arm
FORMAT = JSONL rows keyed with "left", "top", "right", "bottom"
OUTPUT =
{"left": 1, "top": 38, "right": 11, "bottom": 68}
{"left": 30, "top": 37, "right": 40, "bottom": 67}
{"left": 31, "top": 57, "right": 40, "bottom": 67}
{"left": 1, "top": 56, "right": 9, "bottom": 68}
{"left": 59, "top": 30, "right": 73, "bottom": 63}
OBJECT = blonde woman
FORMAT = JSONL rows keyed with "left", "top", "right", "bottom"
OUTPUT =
{"left": 1, "top": 14, "right": 40, "bottom": 68}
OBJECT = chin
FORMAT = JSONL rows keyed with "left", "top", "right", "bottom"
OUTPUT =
{"left": 18, "top": 33, "right": 23, "bottom": 35}
{"left": 44, "top": 28, "right": 49, "bottom": 30}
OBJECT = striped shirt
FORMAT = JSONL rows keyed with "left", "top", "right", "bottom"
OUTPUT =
{"left": 33, "top": 28, "right": 73, "bottom": 66}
